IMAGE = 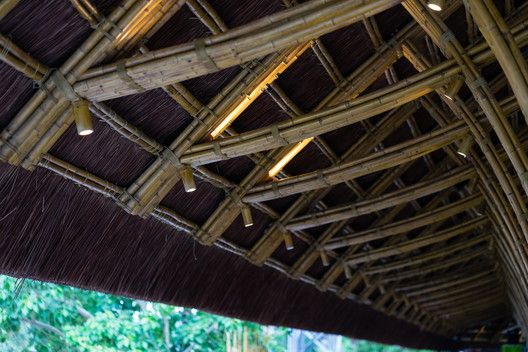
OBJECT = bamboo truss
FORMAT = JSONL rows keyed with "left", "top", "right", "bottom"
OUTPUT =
{"left": 2, "top": 0, "right": 528, "bottom": 343}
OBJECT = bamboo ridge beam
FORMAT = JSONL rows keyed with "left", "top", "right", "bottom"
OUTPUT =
{"left": 324, "top": 193, "right": 483, "bottom": 250}
{"left": 283, "top": 164, "right": 475, "bottom": 231}
{"left": 346, "top": 218, "right": 489, "bottom": 266}
{"left": 74, "top": 0, "right": 402, "bottom": 101}
{"left": 243, "top": 121, "right": 468, "bottom": 202}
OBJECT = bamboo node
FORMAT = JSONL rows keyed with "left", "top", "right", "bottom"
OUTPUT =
{"left": 161, "top": 148, "right": 182, "bottom": 167}
{"left": 194, "top": 38, "right": 218, "bottom": 71}
{"left": 440, "top": 31, "right": 455, "bottom": 47}
{"left": 117, "top": 61, "right": 146, "bottom": 92}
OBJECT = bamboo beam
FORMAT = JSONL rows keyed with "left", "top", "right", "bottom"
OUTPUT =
{"left": 0, "top": 0, "right": 20, "bottom": 19}
{"left": 243, "top": 122, "right": 468, "bottom": 202}
{"left": 346, "top": 218, "right": 488, "bottom": 265}
{"left": 416, "top": 276, "right": 497, "bottom": 304}
{"left": 0, "top": 34, "right": 48, "bottom": 80}
{"left": 402, "top": 270, "right": 495, "bottom": 297}
{"left": 283, "top": 165, "right": 475, "bottom": 231}
{"left": 324, "top": 194, "right": 482, "bottom": 250}
{"left": 0, "top": 0, "right": 175, "bottom": 167}
{"left": 380, "top": 252, "right": 490, "bottom": 283}
{"left": 74, "top": 0, "right": 402, "bottom": 101}
{"left": 364, "top": 234, "right": 490, "bottom": 275}
{"left": 466, "top": 0, "right": 528, "bottom": 126}
{"left": 179, "top": 20, "right": 528, "bottom": 167}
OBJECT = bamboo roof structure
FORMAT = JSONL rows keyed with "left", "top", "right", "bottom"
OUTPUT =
{"left": 1, "top": 0, "right": 527, "bottom": 348}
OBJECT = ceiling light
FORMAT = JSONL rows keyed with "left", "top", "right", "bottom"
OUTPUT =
{"left": 427, "top": 0, "right": 444, "bottom": 11}
{"left": 180, "top": 167, "right": 197, "bottom": 192}
{"left": 72, "top": 99, "right": 94, "bottom": 136}
{"left": 268, "top": 137, "right": 313, "bottom": 178}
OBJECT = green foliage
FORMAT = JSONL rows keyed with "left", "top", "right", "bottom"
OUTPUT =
{"left": 0, "top": 275, "right": 429, "bottom": 352}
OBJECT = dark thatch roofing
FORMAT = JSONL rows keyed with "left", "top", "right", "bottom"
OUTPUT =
{"left": 1, "top": 0, "right": 527, "bottom": 348}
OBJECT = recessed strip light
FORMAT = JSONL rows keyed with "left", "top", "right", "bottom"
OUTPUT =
{"left": 210, "top": 42, "right": 311, "bottom": 138}
{"left": 427, "top": 0, "right": 444, "bottom": 11}
{"left": 268, "top": 137, "right": 314, "bottom": 178}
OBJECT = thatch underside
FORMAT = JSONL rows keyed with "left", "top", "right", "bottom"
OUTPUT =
{"left": 0, "top": 0, "right": 527, "bottom": 347}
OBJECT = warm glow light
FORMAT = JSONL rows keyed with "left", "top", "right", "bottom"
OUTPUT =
{"left": 210, "top": 43, "right": 311, "bottom": 138}
{"left": 427, "top": 0, "right": 444, "bottom": 11}
{"left": 241, "top": 206, "right": 253, "bottom": 227}
{"left": 444, "top": 76, "right": 464, "bottom": 101}
{"left": 72, "top": 99, "right": 94, "bottom": 136}
{"left": 115, "top": 0, "right": 163, "bottom": 46}
{"left": 180, "top": 167, "right": 197, "bottom": 192}
{"left": 78, "top": 129, "right": 94, "bottom": 136}
{"left": 268, "top": 137, "right": 314, "bottom": 178}
{"left": 457, "top": 137, "right": 473, "bottom": 159}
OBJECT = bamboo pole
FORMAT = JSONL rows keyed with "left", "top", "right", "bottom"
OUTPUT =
{"left": 0, "top": 0, "right": 153, "bottom": 166}
{"left": 466, "top": 0, "right": 528, "bottom": 126}
{"left": 364, "top": 234, "right": 490, "bottom": 275}
{"left": 380, "top": 251, "right": 490, "bottom": 283}
{"left": 324, "top": 194, "right": 483, "bottom": 250}
{"left": 243, "top": 121, "right": 468, "bottom": 202}
{"left": 0, "top": 0, "right": 20, "bottom": 19}
{"left": 346, "top": 218, "right": 488, "bottom": 265}
{"left": 283, "top": 165, "right": 474, "bottom": 230}
{"left": 74, "top": 0, "right": 402, "bottom": 101}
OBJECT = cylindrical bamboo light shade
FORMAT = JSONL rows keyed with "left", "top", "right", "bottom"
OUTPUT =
{"left": 179, "top": 167, "right": 196, "bottom": 192}
{"left": 320, "top": 250, "right": 330, "bottom": 267}
{"left": 241, "top": 205, "right": 253, "bottom": 227}
{"left": 344, "top": 264, "right": 352, "bottom": 279}
{"left": 72, "top": 99, "right": 94, "bottom": 136}
{"left": 444, "top": 76, "right": 465, "bottom": 100}
{"left": 457, "top": 136, "right": 473, "bottom": 158}
{"left": 283, "top": 231, "right": 294, "bottom": 251}
{"left": 427, "top": 0, "right": 444, "bottom": 11}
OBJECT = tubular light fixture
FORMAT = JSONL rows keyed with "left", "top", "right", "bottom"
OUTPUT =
{"left": 180, "top": 167, "right": 197, "bottom": 192}
{"left": 320, "top": 250, "right": 330, "bottom": 267}
{"left": 241, "top": 205, "right": 254, "bottom": 227}
{"left": 457, "top": 136, "right": 473, "bottom": 158}
{"left": 283, "top": 231, "right": 294, "bottom": 251}
{"left": 268, "top": 137, "right": 314, "bottom": 178}
{"left": 210, "top": 43, "right": 311, "bottom": 139}
{"left": 72, "top": 99, "right": 94, "bottom": 136}
{"left": 344, "top": 264, "right": 352, "bottom": 279}
{"left": 444, "top": 76, "right": 465, "bottom": 100}
{"left": 427, "top": 0, "right": 444, "bottom": 11}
